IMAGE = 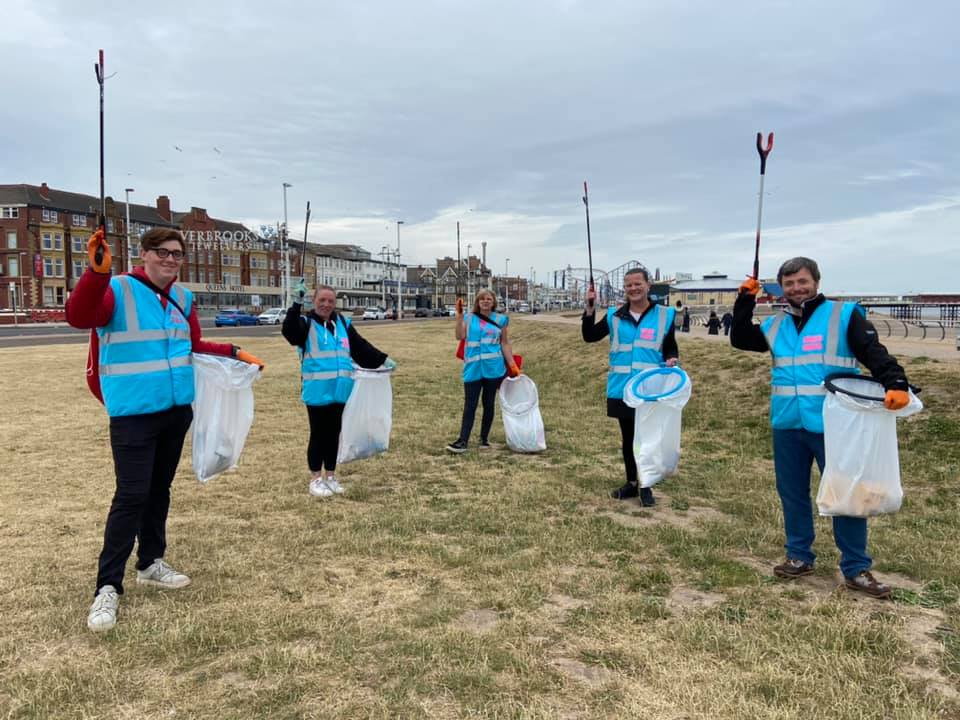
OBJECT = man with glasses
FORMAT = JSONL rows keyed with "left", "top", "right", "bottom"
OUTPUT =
{"left": 66, "top": 227, "right": 265, "bottom": 632}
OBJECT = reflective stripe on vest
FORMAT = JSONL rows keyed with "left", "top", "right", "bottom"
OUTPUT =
{"left": 463, "top": 312, "right": 507, "bottom": 381}
{"left": 97, "top": 275, "right": 195, "bottom": 417}
{"left": 761, "top": 300, "right": 861, "bottom": 432}
{"left": 606, "top": 305, "right": 674, "bottom": 398}
{"left": 300, "top": 314, "right": 355, "bottom": 405}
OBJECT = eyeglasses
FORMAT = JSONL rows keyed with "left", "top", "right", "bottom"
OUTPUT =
{"left": 150, "top": 248, "right": 186, "bottom": 260}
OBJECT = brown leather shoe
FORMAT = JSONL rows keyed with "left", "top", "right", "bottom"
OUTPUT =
{"left": 844, "top": 571, "right": 892, "bottom": 599}
{"left": 773, "top": 558, "right": 814, "bottom": 578}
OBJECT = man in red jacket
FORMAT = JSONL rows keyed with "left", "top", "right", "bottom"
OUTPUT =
{"left": 67, "top": 227, "right": 263, "bottom": 632}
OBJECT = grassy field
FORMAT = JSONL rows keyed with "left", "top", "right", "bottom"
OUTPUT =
{"left": 1, "top": 318, "right": 959, "bottom": 719}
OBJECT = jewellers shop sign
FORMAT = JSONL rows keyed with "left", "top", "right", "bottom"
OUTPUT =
{"left": 204, "top": 283, "right": 244, "bottom": 292}
{"left": 184, "top": 230, "right": 279, "bottom": 252}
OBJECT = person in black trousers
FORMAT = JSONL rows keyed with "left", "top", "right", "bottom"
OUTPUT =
{"left": 582, "top": 268, "right": 679, "bottom": 506}
{"left": 283, "top": 282, "right": 394, "bottom": 497}
{"left": 67, "top": 227, "right": 263, "bottom": 632}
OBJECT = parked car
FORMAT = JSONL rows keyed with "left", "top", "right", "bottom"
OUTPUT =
{"left": 214, "top": 309, "right": 259, "bottom": 327}
{"left": 432, "top": 308, "right": 446, "bottom": 317}
{"left": 362, "top": 307, "right": 385, "bottom": 320}
{"left": 446, "top": 308, "right": 456, "bottom": 317}
{"left": 414, "top": 307, "right": 429, "bottom": 318}
{"left": 384, "top": 309, "right": 397, "bottom": 320}
{"left": 257, "top": 307, "right": 287, "bottom": 325}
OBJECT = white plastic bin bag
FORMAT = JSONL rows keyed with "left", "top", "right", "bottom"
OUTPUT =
{"left": 622, "top": 367, "right": 692, "bottom": 488}
{"left": 816, "top": 374, "right": 922, "bottom": 517}
{"left": 337, "top": 367, "right": 394, "bottom": 464}
{"left": 191, "top": 353, "right": 261, "bottom": 483}
{"left": 499, "top": 375, "right": 546, "bottom": 453}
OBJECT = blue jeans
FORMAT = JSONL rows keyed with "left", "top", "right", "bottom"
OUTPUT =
{"left": 772, "top": 429, "right": 871, "bottom": 578}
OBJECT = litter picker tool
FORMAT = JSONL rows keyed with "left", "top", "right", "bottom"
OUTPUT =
{"left": 582, "top": 181, "right": 595, "bottom": 306}
{"left": 93, "top": 49, "right": 107, "bottom": 266}
{"left": 456, "top": 221, "right": 464, "bottom": 302}
{"left": 752, "top": 132, "right": 774, "bottom": 280}
{"left": 300, "top": 201, "right": 311, "bottom": 280}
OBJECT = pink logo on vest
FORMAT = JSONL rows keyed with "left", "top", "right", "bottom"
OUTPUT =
{"left": 640, "top": 328, "right": 656, "bottom": 340}
{"left": 801, "top": 334, "right": 824, "bottom": 352}
{"left": 340, "top": 337, "right": 350, "bottom": 350}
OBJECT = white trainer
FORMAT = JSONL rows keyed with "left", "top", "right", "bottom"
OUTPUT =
{"left": 136, "top": 558, "right": 191, "bottom": 589}
{"left": 87, "top": 585, "right": 120, "bottom": 632}
{"left": 309, "top": 478, "right": 334, "bottom": 497}
{"left": 325, "top": 476, "right": 344, "bottom": 494}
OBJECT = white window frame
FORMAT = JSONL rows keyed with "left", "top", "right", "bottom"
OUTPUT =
{"left": 43, "top": 257, "right": 54, "bottom": 276}
{"left": 43, "top": 286, "right": 54, "bottom": 305}
{"left": 42, "top": 233, "right": 53, "bottom": 250}
{"left": 72, "top": 236, "right": 84, "bottom": 252}
{"left": 54, "top": 233, "right": 63, "bottom": 250}
{"left": 8, "top": 257, "right": 19, "bottom": 276}
{"left": 72, "top": 214, "right": 87, "bottom": 227}
{"left": 6, "top": 230, "right": 16, "bottom": 249}
{"left": 1, "top": 207, "right": 19, "bottom": 219}
{"left": 73, "top": 260, "right": 85, "bottom": 278}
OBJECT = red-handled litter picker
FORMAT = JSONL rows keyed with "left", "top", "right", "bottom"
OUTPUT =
{"left": 752, "top": 132, "right": 774, "bottom": 280}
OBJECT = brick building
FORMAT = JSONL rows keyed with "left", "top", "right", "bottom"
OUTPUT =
{"left": 0, "top": 183, "right": 282, "bottom": 313}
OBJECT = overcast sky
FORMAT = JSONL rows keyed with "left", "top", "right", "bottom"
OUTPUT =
{"left": 3, "top": 0, "right": 958, "bottom": 293}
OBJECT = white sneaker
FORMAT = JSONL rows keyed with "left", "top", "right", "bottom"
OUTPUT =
{"left": 87, "top": 585, "right": 120, "bottom": 632}
{"left": 325, "top": 476, "right": 344, "bottom": 494}
{"left": 309, "top": 478, "right": 334, "bottom": 497}
{"left": 136, "top": 558, "right": 191, "bottom": 589}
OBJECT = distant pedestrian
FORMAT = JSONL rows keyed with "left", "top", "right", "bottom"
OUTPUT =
{"left": 706, "top": 310, "right": 721, "bottom": 335}
{"left": 721, "top": 311, "right": 733, "bottom": 336}
{"left": 681, "top": 307, "right": 691, "bottom": 333}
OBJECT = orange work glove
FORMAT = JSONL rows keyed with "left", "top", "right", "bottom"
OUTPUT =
{"left": 87, "top": 228, "right": 112, "bottom": 273}
{"left": 456, "top": 298, "right": 464, "bottom": 314}
{"left": 235, "top": 348, "right": 265, "bottom": 370}
{"left": 884, "top": 389, "right": 910, "bottom": 410}
{"left": 507, "top": 362, "right": 520, "bottom": 378}
{"left": 738, "top": 277, "right": 761, "bottom": 296}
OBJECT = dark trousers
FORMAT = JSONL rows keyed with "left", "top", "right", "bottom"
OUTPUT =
{"left": 617, "top": 413, "right": 638, "bottom": 485}
{"left": 772, "top": 429, "right": 871, "bottom": 577}
{"left": 307, "top": 403, "right": 345, "bottom": 473}
{"left": 97, "top": 404, "right": 193, "bottom": 595}
{"left": 458, "top": 377, "right": 502, "bottom": 443}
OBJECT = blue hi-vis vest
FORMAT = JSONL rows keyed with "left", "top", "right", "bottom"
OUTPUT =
{"left": 463, "top": 312, "right": 508, "bottom": 382}
{"left": 97, "top": 275, "right": 194, "bottom": 418}
{"left": 761, "top": 300, "right": 861, "bottom": 432}
{"left": 606, "top": 305, "right": 675, "bottom": 399}
{"left": 300, "top": 314, "right": 354, "bottom": 406}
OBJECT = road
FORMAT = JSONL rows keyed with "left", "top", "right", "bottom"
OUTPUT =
{"left": 0, "top": 316, "right": 449, "bottom": 348}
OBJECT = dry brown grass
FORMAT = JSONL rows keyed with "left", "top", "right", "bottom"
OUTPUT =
{"left": 1, "top": 318, "right": 959, "bottom": 719}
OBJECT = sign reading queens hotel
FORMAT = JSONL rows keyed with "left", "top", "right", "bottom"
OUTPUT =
{"left": 183, "top": 230, "right": 273, "bottom": 252}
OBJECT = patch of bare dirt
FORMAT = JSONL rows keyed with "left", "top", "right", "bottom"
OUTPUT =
{"left": 455, "top": 608, "right": 499, "bottom": 633}
{"left": 550, "top": 657, "right": 615, "bottom": 686}
{"left": 668, "top": 586, "right": 726, "bottom": 611}
{"left": 599, "top": 498, "right": 731, "bottom": 532}
{"left": 900, "top": 664, "right": 960, "bottom": 701}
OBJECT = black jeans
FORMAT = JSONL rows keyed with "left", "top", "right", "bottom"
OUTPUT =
{"left": 617, "top": 412, "right": 638, "bottom": 485}
{"left": 458, "top": 377, "right": 503, "bottom": 443}
{"left": 97, "top": 404, "right": 193, "bottom": 595}
{"left": 306, "top": 403, "right": 345, "bottom": 473}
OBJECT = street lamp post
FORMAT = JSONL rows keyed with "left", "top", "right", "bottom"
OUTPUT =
{"left": 504, "top": 258, "right": 510, "bottom": 312}
{"left": 395, "top": 220, "right": 404, "bottom": 320}
{"left": 282, "top": 182, "right": 292, "bottom": 306}
{"left": 379, "top": 245, "right": 391, "bottom": 310}
{"left": 466, "top": 243, "right": 473, "bottom": 301}
{"left": 124, "top": 188, "right": 135, "bottom": 273}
